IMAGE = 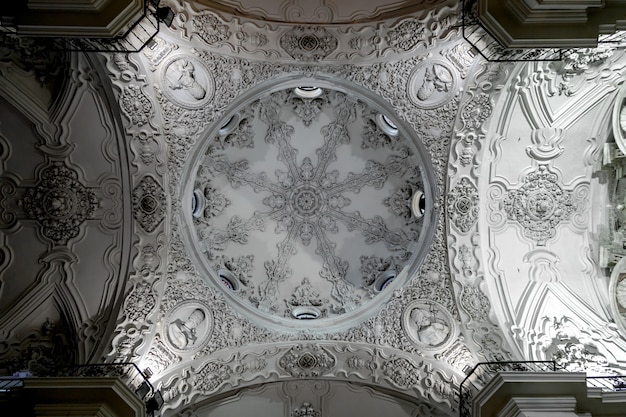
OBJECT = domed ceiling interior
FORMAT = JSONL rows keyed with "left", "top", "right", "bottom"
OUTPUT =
{"left": 1, "top": 1, "right": 626, "bottom": 416}
{"left": 183, "top": 79, "right": 436, "bottom": 331}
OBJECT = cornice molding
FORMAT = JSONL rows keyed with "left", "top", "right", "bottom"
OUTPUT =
{"left": 12, "top": 0, "right": 143, "bottom": 38}
{"left": 478, "top": 0, "right": 626, "bottom": 48}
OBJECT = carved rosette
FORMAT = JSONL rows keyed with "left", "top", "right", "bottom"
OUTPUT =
{"left": 279, "top": 26, "right": 338, "bottom": 61}
{"left": 278, "top": 344, "right": 336, "bottom": 377}
{"left": 22, "top": 162, "right": 99, "bottom": 244}
{"left": 502, "top": 165, "right": 574, "bottom": 245}
{"left": 132, "top": 175, "right": 166, "bottom": 233}
{"left": 447, "top": 177, "right": 479, "bottom": 234}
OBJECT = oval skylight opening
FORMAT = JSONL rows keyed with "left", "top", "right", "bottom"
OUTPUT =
{"left": 219, "top": 113, "right": 241, "bottom": 137}
{"left": 291, "top": 306, "right": 322, "bottom": 320}
{"left": 411, "top": 190, "right": 426, "bottom": 219}
{"left": 218, "top": 269, "right": 240, "bottom": 291}
{"left": 294, "top": 86, "right": 323, "bottom": 99}
{"left": 375, "top": 270, "right": 397, "bottom": 292}
{"left": 376, "top": 113, "right": 399, "bottom": 137}
{"left": 192, "top": 189, "right": 205, "bottom": 218}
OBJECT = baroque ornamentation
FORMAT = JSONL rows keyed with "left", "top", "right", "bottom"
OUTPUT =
{"left": 288, "top": 89, "right": 329, "bottom": 127}
{"left": 441, "top": 43, "right": 474, "bottom": 78}
{"left": 132, "top": 176, "right": 166, "bottom": 233}
{"left": 408, "top": 60, "right": 456, "bottom": 109}
{"left": 192, "top": 87, "right": 424, "bottom": 322}
{"left": 361, "top": 118, "right": 399, "bottom": 150}
{"left": 460, "top": 93, "right": 492, "bottom": 130}
{"left": 142, "top": 37, "right": 176, "bottom": 71}
{"left": 123, "top": 281, "right": 157, "bottom": 322}
{"left": 280, "top": 26, "right": 338, "bottom": 61}
{"left": 120, "top": 84, "right": 152, "bottom": 126}
{"left": 359, "top": 255, "right": 401, "bottom": 287}
{"left": 292, "top": 402, "right": 321, "bottom": 417}
{"left": 164, "top": 301, "right": 213, "bottom": 353}
{"left": 161, "top": 55, "right": 215, "bottom": 109}
{"left": 447, "top": 177, "right": 479, "bottom": 234}
{"left": 192, "top": 178, "right": 230, "bottom": 224}
{"left": 278, "top": 345, "right": 336, "bottom": 377}
{"left": 22, "top": 162, "right": 99, "bottom": 244}
{"left": 551, "top": 340, "right": 608, "bottom": 372}
{"left": 459, "top": 284, "right": 490, "bottom": 323}
{"left": 193, "top": 361, "right": 232, "bottom": 393}
{"left": 385, "top": 19, "right": 426, "bottom": 52}
{"left": 286, "top": 277, "right": 329, "bottom": 316}
{"left": 192, "top": 14, "right": 231, "bottom": 45}
{"left": 213, "top": 107, "right": 256, "bottom": 150}
{"left": 456, "top": 244, "right": 476, "bottom": 277}
{"left": 0, "top": 318, "right": 74, "bottom": 376}
{"left": 382, "top": 357, "right": 421, "bottom": 388}
{"left": 403, "top": 300, "right": 455, "bottom": 351}
{"left": 144, "top": 337, "right": 177, "bottom": 375}
{"left": 503, "top": 165, "right": 574, "bottom": 245}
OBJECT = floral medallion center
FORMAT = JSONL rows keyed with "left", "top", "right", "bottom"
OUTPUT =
{"left": 43, "top": 188, "right": 77, "bottom": 218}
{"left": 290, "top": 185, "right": 325, "bottom": 218}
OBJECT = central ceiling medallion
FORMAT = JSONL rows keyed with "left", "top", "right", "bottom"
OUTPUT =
{"left": 183, "top": 76, "right": 437, "bottom": 331}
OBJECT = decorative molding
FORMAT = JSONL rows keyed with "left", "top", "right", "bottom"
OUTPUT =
{"left": 132, "top": 176, "right": 166, "bottom": 233}
{"left": 163, "top": 300, "right": 214, "bottom": 354}
{"left": 160, "top": 55, "right": 215, "bottom": 109}
{"left": 278, "top": 344, "right": 336, "bottom": 378}
{"left": 408, "top": 60, "right": 457, "bottom": 110}
{"left": 502, "top": 165, "right": 575, "bottom": 246}
{"left": 447, "top": 177, "right": 479, "bottom": 234}
{"left": 21, "top": 162, "right": 99, "bottom": 244}
{"left": 402, "top": 299, "right": 455, "bottom": 351}
{"left": 280, "top": 26, "right": 339, "bottom": 61}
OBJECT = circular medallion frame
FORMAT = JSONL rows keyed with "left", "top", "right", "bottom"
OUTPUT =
{"left": 163, "top": 300, "right": 214, "bottom": 353}
{"left": 407, "top": 59, "right": 456, "bottom": 110}
{"left": 402, "top": 299, "right": 455, "bottom": 351}
{"left": 160, "top": 54, "right": 215, "bottom": 109}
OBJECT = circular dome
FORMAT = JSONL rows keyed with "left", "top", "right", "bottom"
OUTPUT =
{"left": 182, "top": 75, "right": 437, "bottom": 332}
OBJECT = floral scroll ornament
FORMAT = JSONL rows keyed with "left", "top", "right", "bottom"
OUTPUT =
{"left": 279, "top": 26, "right": 338, "bottom": 61}
{"left": 503, "top": 165, "right": 574, "bottom": 245}
{"left": 447, "top": 177, "right": 479, "bottom": 233}
{"left": 22, "top": 162, "right": 99, "bottom": 244}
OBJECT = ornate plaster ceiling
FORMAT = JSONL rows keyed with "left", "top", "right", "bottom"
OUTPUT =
{"left": 193, "top": 0, "right": 445, "bottom": 24}
{"left": 2, "top": 1, "right": 626, "bottom": 416}
{"left": 182, "top": 79, "right": 436, "bottom": 330}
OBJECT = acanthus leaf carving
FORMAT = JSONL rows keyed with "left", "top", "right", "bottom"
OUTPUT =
{"left": 447, "top": 177, "right": 479, "bottom": 234}
{"left": 278, "top": 344, "right": 336, "bottom": 378}
{"left": 502, "top": 165, "right": 575, "bottom": 246}
{"left": 280, "top": 26, "right": 338, "bottom": 61}
{"left": 132, "top": 175, "right": 166, "bottom": 233}
{"left": 22, "top": 162, "right": 99, "bottom": 244}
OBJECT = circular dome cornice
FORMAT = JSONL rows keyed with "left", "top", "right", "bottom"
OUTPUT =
{"left": 180, "top": 73, "right": 439, "bottom": 332}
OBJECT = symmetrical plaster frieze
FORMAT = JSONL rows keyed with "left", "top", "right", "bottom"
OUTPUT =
{"left": 173, "top": 0, "right": 462, "bottom": 64}
{"left": 155, "top": 341, "right": 459, "bottom": 415}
